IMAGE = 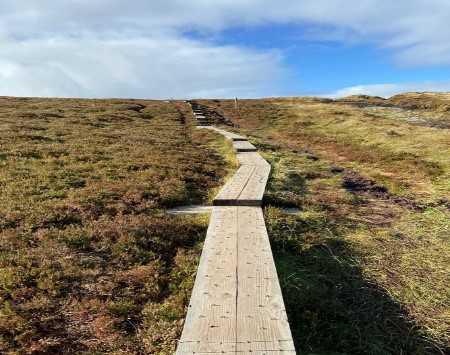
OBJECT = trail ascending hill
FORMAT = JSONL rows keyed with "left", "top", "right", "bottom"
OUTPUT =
{"left": 195, "top": 95, "right": 450, "bottom": 354}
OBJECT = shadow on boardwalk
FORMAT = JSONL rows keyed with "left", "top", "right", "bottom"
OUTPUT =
{"left": 268, "top": 233, "right": 444, "bottom": 355}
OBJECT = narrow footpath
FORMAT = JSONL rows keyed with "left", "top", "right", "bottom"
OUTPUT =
{"left": 176, "top": 105, "right": 295, "bottom": 354}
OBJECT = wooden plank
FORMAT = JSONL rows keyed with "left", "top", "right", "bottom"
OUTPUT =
{"left": 201, "top": 126, "right": 248, "bottom": 142}
{"left": 237, "top": 152, "right": 270, "bottom": 167}
{"left": 215, "top": 164, "right": 270, "bottom": 206}
{"left": 178, "top": 340, "right": 294, "bottom": 354}
{"left": 214, "top": 165, "right": 255, "bottom": 206}
{"left": 176, "top": 341, "right": 236, "bottom": 353}
{"left": 236, "top": 341, "right": 296, "bottom": 352}
{"left": 236, "top": 207, "right": 294, "bottom": 352}
{"left": 176, "top": 207, "right": 238, "bottom": 354}
{"left": 213, "top": 157, "right": 270, "bottom": 206}
{"left": 216, "top": 129, "right": 247, "bottom": 142}
{"left": 238, "top": 164, "right": 271, "bottom": 205}
{"left": 233, "top": 140, "right": 257, "bottom": 152}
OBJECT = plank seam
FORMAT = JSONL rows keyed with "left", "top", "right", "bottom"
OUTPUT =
{"left": 236, "top": 165, "right": 257, "bottom": 201}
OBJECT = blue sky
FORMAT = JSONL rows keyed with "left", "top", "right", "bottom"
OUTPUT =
{"left": 1, "top": 1, "right": 450, "bottom": 98}
{"left": 203, "top": 23, "right": 450, "bottom": 96}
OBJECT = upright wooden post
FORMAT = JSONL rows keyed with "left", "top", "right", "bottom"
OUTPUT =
{"left": 234, "top": 97, "right": 242, "bottom": 121}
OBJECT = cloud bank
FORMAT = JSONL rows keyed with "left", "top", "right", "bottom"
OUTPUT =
{"left": 0, "top": 36, "right": 283, "bottom": 98}
{"left": 1, "top": 1, "right": 450, "bottom": 98}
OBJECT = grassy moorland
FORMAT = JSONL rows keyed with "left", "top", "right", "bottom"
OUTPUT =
{"left": 199, "top": 95, "right": 450, "bottom": 354}
{"left": 0, "top": 97, "right": 231, "bottom": 353}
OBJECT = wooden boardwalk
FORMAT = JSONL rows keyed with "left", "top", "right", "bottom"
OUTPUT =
{"left": 214, "top": 162, "right": 270, "bottom": 206}
{"left": 176, "top": 109, "right": 295, "bottom": 354}
{"left": 201, "top": 126, "right": 247, "bottom": 141}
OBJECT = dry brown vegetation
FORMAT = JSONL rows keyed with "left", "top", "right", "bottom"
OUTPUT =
{"left": 0, "top": 97, "right": 230, "bottom": 353}
{"left": 1, "top": 93, "right": 449, "bottom": 354}
{"left": 198, "top": 94, "right": 450, "bottom": 354}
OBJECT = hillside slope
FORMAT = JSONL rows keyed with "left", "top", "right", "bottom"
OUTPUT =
{"left": 0, "top": 97, "right": 233, "bottom": 353}
{"left": 1, "top": 94, "right": 449, "bottom": 354}
{"left": 198, "top": 93, "right": 450, "bottom": 354}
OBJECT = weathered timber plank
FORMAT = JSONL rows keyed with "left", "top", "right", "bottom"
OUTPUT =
{"left": 236, "top": 340, "right": 296, "bottom": 352}
{"left": 213, "top": 165, "right": 255, "bottom": 205}
{"left": 236, "top": 207, "right": 294, "bottom": 352}
{"left": 233, "top": 140, "right": 257, "bottom": 152}
{"left": 201, "top": 126, "right": 248, "bottom": 141}
{"left": 237, "top": 152, "right": 270, "bottom": 167}
{"left": 238, "top": 164, "right": 271, "bottom": 204}
{"left": 215, "top": 129, "right": 247, "bottom": 142}
{"left": 176, "top": 207, "right": 238, "bottom": 354}
{"left": 176, "top": 341, "right": 236, "bottom": 353}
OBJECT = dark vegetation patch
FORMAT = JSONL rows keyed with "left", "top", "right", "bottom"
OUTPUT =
{"left": 117, "top": 103, "right": 146, "bottom": 113}
{"left": 342, "top": 169, "right": 426, "bottom": 211}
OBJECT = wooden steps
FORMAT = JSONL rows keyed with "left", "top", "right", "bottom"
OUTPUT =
{"left": 192, "top": 107, "right": 214, "bottom": 126}
{"left": 177, "top": 108, "right": 295, "bottom": 354}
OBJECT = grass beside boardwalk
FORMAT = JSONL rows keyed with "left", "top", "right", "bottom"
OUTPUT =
{"left": 0, "top": 98, "right": 228, "bottom": 354}
{"left": 200, "top": 97, "right": 450, "bottom": 354}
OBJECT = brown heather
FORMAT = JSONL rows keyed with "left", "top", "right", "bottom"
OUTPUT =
{"left": 0, "top": 97, "right": 230, "bottom": 354}
{"left": 1, "top": 93, "right": 449, "bottom": 354}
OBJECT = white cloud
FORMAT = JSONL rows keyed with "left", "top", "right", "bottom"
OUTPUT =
{"left": 0, "top": 35, "right": 284, "bottom": 98}
{"left": 1, "top": 1, "right": 450, "bottom": 97}
{"left": 325, "top": 81, "right": 450, "bottom": 99}
{"left": 0, "top": 1, "right": 292, "bottom": 98}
